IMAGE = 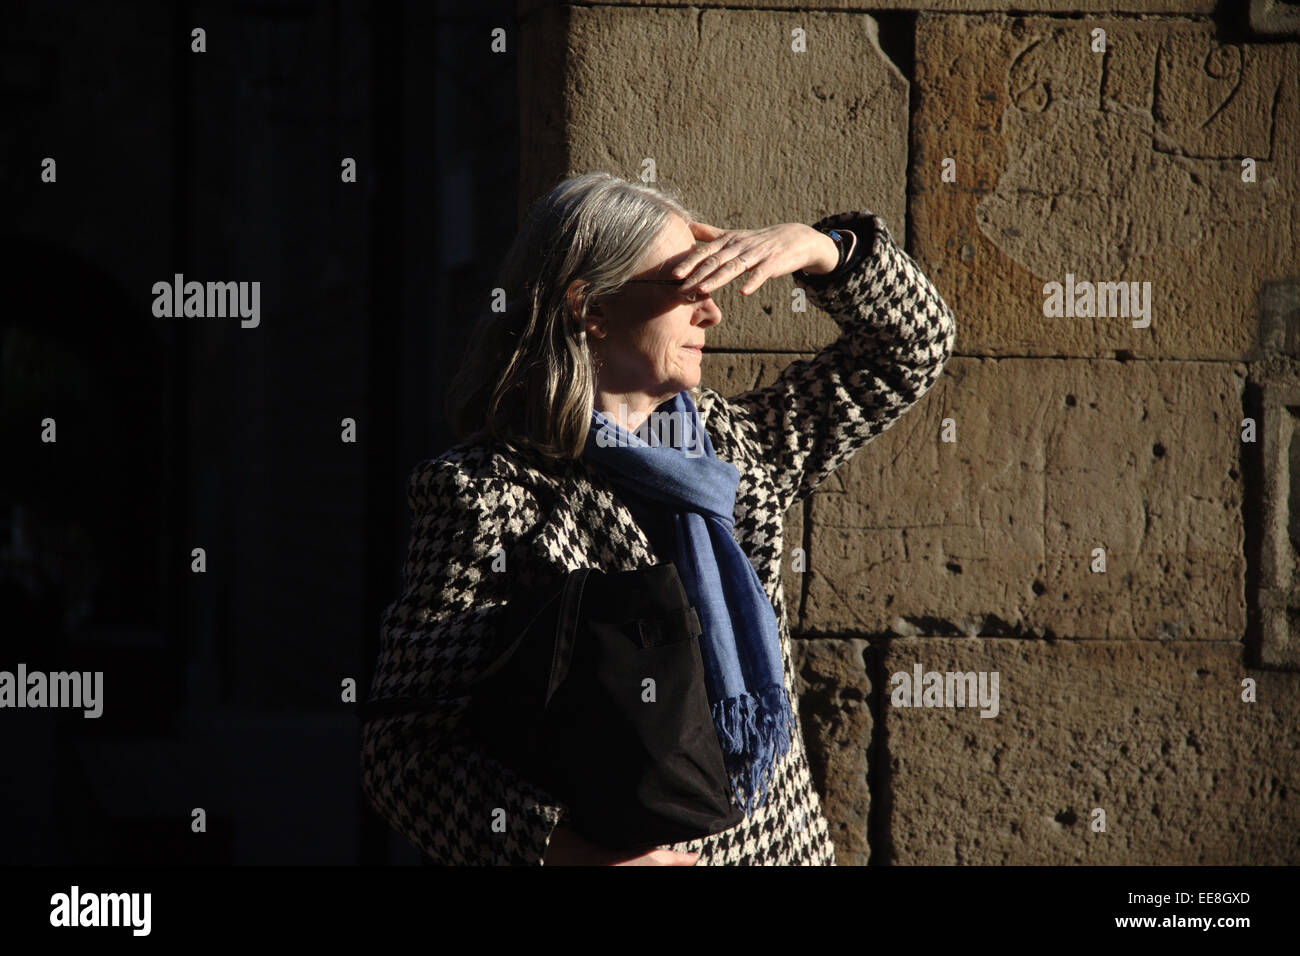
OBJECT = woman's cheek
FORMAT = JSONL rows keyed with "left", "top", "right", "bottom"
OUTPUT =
{"left": 664, "top": 341, "right": 687, "bottom": 381}
{"left": 628, "top": 335, "right": 659, "bottom": 381}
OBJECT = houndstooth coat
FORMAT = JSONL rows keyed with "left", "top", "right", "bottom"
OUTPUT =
{"left": 361, "top": 209, "right": 956, "bottom": 865}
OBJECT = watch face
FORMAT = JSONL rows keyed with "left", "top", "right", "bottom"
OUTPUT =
{"left": 828, "top": 230, "right": 846, "bottom": 264}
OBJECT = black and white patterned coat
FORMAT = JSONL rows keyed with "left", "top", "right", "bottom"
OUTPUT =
{"left": 361, "top": 210, "right": 957, "bottom": 865}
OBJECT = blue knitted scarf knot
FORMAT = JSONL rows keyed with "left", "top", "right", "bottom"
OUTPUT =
{"left": 582, "top": 389, "right": 794, "bottom": 816}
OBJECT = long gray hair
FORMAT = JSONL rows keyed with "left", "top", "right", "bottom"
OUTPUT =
{"left": 447, "top": 171, "right": 700, "bottom": 460}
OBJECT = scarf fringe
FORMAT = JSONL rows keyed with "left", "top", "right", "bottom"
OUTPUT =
{"left": 710, "top": 682, "right": 796, "bottom": 815}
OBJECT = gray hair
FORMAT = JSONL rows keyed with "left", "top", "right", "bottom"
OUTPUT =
{"left": 447, "top": 171, "right": 700, "bottom": 460}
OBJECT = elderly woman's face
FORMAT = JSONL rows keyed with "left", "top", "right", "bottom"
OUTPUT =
{"left": 586, "top": 214, "right": 723, "bottom": 404}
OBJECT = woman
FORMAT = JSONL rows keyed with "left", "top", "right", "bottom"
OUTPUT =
{"left": 361, "top": 171, "right": 956, "bottom": 865}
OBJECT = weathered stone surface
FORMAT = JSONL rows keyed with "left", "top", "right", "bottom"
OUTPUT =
{"left": 700, "top": 350, "right": 809, "bottom": 405}
{"left": 792, "top": 638, "right": 873, "bottom": 865}
{"left": 911, "top": 15, "right": 1299, "bottom": 360}
{"left": 518, "top": 5, "right": 908, "bottom": 351}
{"left": 515, "top": 4, "right": 569, "bottom": 225}
{"left": 802, "top": 357, "right": 1247, "bottom": 640}
{"left": 522, "top": 1, "right": 1214, "bottom": 15}
{"left": 1251, "top": 0, "right": 1300, "bottom": 37}
{"left": 1256, "top": 351, "right": 1300, "bottom": 668}
{"left": 881, "top": 638, "right": 1300, "bottom": 864}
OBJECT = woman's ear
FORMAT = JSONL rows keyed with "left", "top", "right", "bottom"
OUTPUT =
{"left": 566, "top": 278, "right": 605, "bottom": 336}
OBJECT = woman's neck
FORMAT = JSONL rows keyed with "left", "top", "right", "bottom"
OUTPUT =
{"left": 594, "top": 388, "right": 676, "bottom": 433}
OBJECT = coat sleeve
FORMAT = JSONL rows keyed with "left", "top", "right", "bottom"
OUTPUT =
{"left": 704, "top": 210, "right": 956, "bottom": 515}
{"left": 360, "top": 458, "right": 571, "bottom": 865}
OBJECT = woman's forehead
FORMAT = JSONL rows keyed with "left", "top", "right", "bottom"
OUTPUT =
{"left": 642, "top": 216, "right": 697, "bottom": 275}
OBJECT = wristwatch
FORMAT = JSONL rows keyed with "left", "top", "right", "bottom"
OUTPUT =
{"left": 795, "top": 226, "right": 859, "bottom": 283}
{"left": 826, "top": 229, "right": 849, "bottom": 271}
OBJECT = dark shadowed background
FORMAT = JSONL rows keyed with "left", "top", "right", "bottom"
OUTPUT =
{"left": 2, "top": 0, "right": 519, "bottom": 865}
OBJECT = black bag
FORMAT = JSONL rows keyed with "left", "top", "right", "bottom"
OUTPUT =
{"left": 360, "top": 562, "right": 745, "bottom": 852}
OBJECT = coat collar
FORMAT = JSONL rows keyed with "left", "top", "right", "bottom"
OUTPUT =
{"left": 447, "top": 433, "right": 663, "bottom": 574}
{"left": 449, "top": 383, "right": 734, "bottom": 574}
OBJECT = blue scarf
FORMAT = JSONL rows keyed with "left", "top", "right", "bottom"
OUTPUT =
{"left": 582, "top": 389, "right": 794, "bottom": 815}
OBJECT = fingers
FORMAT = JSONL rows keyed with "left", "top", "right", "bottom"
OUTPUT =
{"left": 649, "top": 850, "right": 699, "bottom": 866}
{"left": 688, "top": 220, "right": 725, "bottom": 241}
{"left": 670, "top": 239, "right": 728, "bottom": 283}
{"left": 674, "top": 222, "right": 770, "bottom": 296}
{"left": 673, "top": 222, "right": 734, "bottom": 284}
{"left": 699, "top": 254, "right": 753, "bottom": 297}
{"left": 738, "top": 260, "right": 767, "bottom": 296}
{"left": 611, "top": 850, "right": 697, "bottom": 866}
{"left": 674, "top": 248, "right": 752, "bottom": 296}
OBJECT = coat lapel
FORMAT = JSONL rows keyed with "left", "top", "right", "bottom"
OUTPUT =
{"left": 500, "top": 441, "right": 661, "bottom": 574}
{"left": 489, "top": 393, "right": 747, "bottom": 579}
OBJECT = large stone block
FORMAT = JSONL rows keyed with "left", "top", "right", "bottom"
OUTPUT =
{"left": 802, "top": 357, "right": 1246, "bottom": 641}
{"left": 521, "top": 2, "right": 1215, "bottom": 16}
{"left": 792, "top": 638, "right": 873, "bottom": 866}
{"left": 1257, "top": 346, "right": 1300, "bottom": 668}
{"left": 518, "top": 5, "right": 909, "bottom": 351}
{"left": 881, "top": 638, "right": 1300, "bottom": 864}
{"left": 700, "top": 350, "right": 809, "bottom": 406}
{"left": 911, "top": 15, "right": 1299, "bottom": 360}
{"left": 1251, "top": 0, "right": 1300, "bottom": 37}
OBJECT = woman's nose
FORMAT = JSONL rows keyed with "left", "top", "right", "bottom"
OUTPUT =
{"left": 696, "top": 296, "right": 722, "bottom": 326}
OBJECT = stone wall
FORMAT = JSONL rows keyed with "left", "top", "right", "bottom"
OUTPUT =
{"left": 518, "top": 0, "right": 1300, "bottom": 864}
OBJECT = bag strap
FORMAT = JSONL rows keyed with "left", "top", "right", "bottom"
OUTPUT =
{"left": 544, "top": 566, "right": 593, "bottom": 707}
